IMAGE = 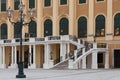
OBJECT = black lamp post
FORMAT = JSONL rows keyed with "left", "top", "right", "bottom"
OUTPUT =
{"left": 7, "top": 1, "right": 34, "bottom": 78}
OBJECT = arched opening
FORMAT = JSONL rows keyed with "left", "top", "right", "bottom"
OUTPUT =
{"left": 78, "top": 16, "right": 87, "bottom": 38}
{"left": 95, "top": 15, "right": 105, "bottom": 37}
{"left": 1, "top": 23, "right": 8, "bottom": 39}
{"left": 44, "top": 19, "right": 52, "bottom": 37}
{"left": 59, "top": 17, "right": 69, "bottom": 35}
{"left": 28, "top": 20, "right": 37, "bottom": 37}
{"left": 114, "top": 13, "right": 120, "bottom": 36}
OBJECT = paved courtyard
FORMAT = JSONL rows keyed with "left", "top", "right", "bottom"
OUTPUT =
{"left": 0, "top": 69, "right": 120, "bottom": 80}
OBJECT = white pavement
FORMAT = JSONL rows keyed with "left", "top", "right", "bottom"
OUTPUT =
{"left": 0, "top": 69, "right": 120, "bottom": 80}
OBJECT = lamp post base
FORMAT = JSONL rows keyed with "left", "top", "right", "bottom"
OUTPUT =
{"left": 16, "top": 61, "right": 26, "bottom": 78}
{"left": 16, "top": 74, "right": 26, "bottom": 78}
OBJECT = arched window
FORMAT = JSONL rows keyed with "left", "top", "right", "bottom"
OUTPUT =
{"left": 28, "top": 20, "right": 37, "bottom": 37}
{"left": 29, "top": 0, "right": 35, "bottom": 8}
{"left": 114, "top": 13, "right": 120, "bottom": 36}
{"left": 14, "top": 22, "right": 21, "bottom": 38}
{"left": 14, "top": 0, "right": 20, "bottom": 10}
{"left": 44, "top": 19, "right": 52, "bottom": 37}
{"left": 78, "top": 16, "right": 87, "bottom": 38}
{"left": 1, "top": 23, "right": 8, "bottom": 39}
{"left": 59, "top": 18, "right": 69, "bottom": 35}
{"left": 95, "top": 15, "right": 105, "bottom": 37}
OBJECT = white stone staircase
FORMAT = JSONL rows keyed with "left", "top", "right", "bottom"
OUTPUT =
{"left": 68, "top": 42, "right": 109, "bottom": 69}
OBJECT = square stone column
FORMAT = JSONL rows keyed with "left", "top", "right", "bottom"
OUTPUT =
{"left": 105, "top": 51, "right": 109, "bottom": 69}
{"left": 92, "top": 51, "right": 98, "bottom": 69}
{"left": 43, "top": 44, "right": 52, "bottom": 69}
{"left": 60, "top": 43, "right": 67, "bottom": 61}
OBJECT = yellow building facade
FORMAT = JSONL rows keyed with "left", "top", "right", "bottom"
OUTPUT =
{"left": 0, "top": 0, "right": 120, "bottom": 69}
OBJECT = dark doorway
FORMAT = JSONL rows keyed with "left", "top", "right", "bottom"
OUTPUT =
{"left": 114, "top": 50, "right": 120, "bottom": 68}
{"left": 17, "top": 51, "right": 19, "bottom": 64}
{"left": 97, "top": 53, "right": 104, "bottom": 68}
{"left": 24, "top": 50, "right": 29, "bottom": 68}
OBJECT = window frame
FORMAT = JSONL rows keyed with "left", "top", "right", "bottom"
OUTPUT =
{"left": 78, "top": 16, "right": 87, "bottom": 38}
{"left": 114, "top": 13, "right": 120, "bottom": 36}
{"left": 59, "top": 0, "right": 68, "bottom": 6}
{"left": 44, "top": 0, "right": 52, "bottom": 7}
{"left": 78, "top": 0, "right": 87, "bottom": 5}
{"left": 96, "top": 0, "right": 105, "bottom": 3}
{"left": 14, "top": 0, "right": 20, "bottom": 10}
{"left": 1, "top": 0, "right": 6, "bottom": 11}
{"left": 95, "top": 15, "right": 106, "bottom": 37}
{"left": 29, "top": 0, "right": 36, "bottom": 9}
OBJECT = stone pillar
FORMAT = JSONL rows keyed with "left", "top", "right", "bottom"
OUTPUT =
{"left": 29, "top": 45, "right": 32, "bottom": 65}
{"left": 31, "top": 45, "right": 36, "bottom": 69}
{"left": 92, "top": 51, "right": 98, "bottom": 69}
{"left": 106, "top": 0, "right": 113, "bottom": 40}
{"left": 14, "top": 46, "right": 17, "bottom": 65}
{"left": 0, "top": 47, "right": 2, "bottom": 65}
{"left": 37, "top": 0, "right": 43, "bottom": 37}
{"left": 69, "top": 0, "right": 75, "bottom": 35}
{"left": 43, "top": 44, "right": 51, "bottom": 69}
{"left": 11, "top": 46, "right": 14, "bottom": 65}
{"left": 60, "top": 43, "right": 67, "bottom": 61}
{"left": 33, "top": 45, "right": 36, "bottom": 64}
{"left": 0, "top": 46, "right": 6, "bottom": 68}
{"left": 82, "top": 48, "right": 86, "bottom": 69}
{"left": 88, "top": 0, "right": 94, "bottom": 41}
{"left": 9, "top": 46, "right": 17, "bottom": 68}
{"left": 2, "top": 46, "right": 5, "bottom": 65}
{"left": 92, "top": 43, "right": 98, "bottom": 69}
{"left": 67, "top": 43, "right": 70, "bottom": 58}
{"left": 53, "top": 0, "right": 58, "bottom": 36}
{"left": 105, "top": 51, "right": 109, "bottom": 69}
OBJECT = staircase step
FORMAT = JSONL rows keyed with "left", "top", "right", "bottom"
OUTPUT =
{"left": 51, "top": 60, "right": 68, "bottom": 70}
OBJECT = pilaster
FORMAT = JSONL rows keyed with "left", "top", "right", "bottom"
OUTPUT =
{"left": 37, "top": 0, "right": 43, "bottom": 37}
{"left": 53, "top": 0, "right": 58, "bottom": 36}
{"left": 88, "top": 0, "right": 94, "bottom": 41}
{"left": 69, "top": 0, "right": 75, "bottom": 35}
{"left": 106, "top": 0, "right": 113, "bottom": 40}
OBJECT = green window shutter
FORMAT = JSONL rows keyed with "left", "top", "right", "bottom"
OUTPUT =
{"left": 1, "top": 23, "right": 7, "bottom": 39}
{"left": 1, "top": 0, "right": 6, "bottom": 11}
{"left": 114, "top": 13, "right": 120, "bottom": 36}
{"left": 97, "top": 0, "right": 104, "bottom": 2}
{"left": 79, "top": 0, "right": 86, "bottom": 4}
{"left": 44, "top": 0, "right": 51, "bottom": 7}
{"left": 60, "top": 0, "right": 67, "bottom": 5}
{"left": 14, "top": 22, "right": 21, "bottom": 38}
{"left": 29, "top": 0, "right": 35, "bottom": 8}
{"left": 44, "top": 19, "right": 52, "bottom": 37}
{"left": 28, "top": 20, "right": 37, "bottom": 37}
{"left": 14, "top": 0, "right": 20, "bottom": 10}
{"left": 59, "top": 18, "right": 69, "bottom": 35}
{"left": 78, "top": 17, "right": 87, "bottom": 38}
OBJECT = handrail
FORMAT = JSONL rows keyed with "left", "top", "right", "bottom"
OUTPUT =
{"left": 73, "top": 48, "right": 108, "bottom": 65}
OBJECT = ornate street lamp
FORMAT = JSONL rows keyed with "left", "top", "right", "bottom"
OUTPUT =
{"left": 7, "top": 1, "right": 34, "bottom": 78}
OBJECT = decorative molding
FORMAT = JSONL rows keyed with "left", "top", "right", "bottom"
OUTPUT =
{"left": 88, "top": 34, "right": 94, "bottom": 37}
{"left": 106, "top": 33, "right": 113, "bottom": 36}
